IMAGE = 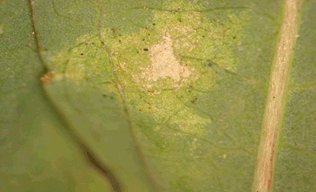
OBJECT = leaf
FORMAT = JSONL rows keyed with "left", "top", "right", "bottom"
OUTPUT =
{"left": 0, "top": 0, "right": 315, "bottom": 192}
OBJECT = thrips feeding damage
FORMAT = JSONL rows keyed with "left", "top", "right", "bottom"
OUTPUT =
{"left": 47, "top": 0, "right": 249, "bottom": 141}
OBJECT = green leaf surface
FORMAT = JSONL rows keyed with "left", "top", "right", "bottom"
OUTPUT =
{"left": 0, "top": 0, "right": 315, "bottom": 192}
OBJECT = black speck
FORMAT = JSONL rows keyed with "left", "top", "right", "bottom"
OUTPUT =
{"left": 191, "top": 97, "right": 198, "bottom": 104}
{"left": 143, "top": 48, "right": 149, "bottom": 51}
{"left": 103, "top": 94, "right": 114, "bottom": 100}
{"left": 80, "top": 53, "right": 84, "bottom": 56}
{"left": 207, "top": 60, "right": 215, "bottom": 67}
{"left": 188, "top": 86, "right": 193, "bottom": 93}
{"left": 152, "top": 23, "right": 156, "bottom": 26}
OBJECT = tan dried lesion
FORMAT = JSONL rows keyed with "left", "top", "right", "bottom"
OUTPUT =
{"left": 138, "top": 33, "right": 192, "bottom": 89}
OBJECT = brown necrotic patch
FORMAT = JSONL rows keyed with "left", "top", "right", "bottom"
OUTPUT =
{"left": 40, "top": 72, "right": 54, "bottom": 85}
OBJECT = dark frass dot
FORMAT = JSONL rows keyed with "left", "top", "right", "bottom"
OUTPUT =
{"left": 143, "top": 48, "right": 149, "bottom": 51}
{"left": 188, "top": 86, "right": 193, "bottom": 93}
{"left": 102, "top": 94, "right": 114, "bottom": 99}
{"left": 207, "top": 60, "right": 216, "bottom": 67}
{"left": 80, "top": 53, "right": 84, "bottom": 55}
{"left": 191, "top": 97, "right": 198, "bottom": 104}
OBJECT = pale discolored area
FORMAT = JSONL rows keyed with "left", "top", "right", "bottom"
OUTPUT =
{"left": 48, "top": 0, "right": 248, "bottom": 140}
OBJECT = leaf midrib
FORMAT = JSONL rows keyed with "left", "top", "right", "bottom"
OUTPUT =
{"left": 252, "top": 1, "right": 302, "bottom": 192}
